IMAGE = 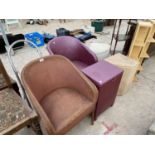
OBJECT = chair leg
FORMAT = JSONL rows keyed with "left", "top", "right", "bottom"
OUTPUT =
{"left": 91, "top": 111, "right": 95, "bottom": 125}
{"left": 27, "top": 125, "right": 31, "bottom": 128}
{"left": 31, "top": 120, "right": 43, "bottom": 135}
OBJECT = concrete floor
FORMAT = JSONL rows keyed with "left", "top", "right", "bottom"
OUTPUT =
{"left": 0, "top": 19, "right": 155, "bottom": 135}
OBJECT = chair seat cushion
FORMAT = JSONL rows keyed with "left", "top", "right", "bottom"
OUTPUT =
{"left": 72, "top": 60, "right": 88, "bottom": 70}
{"left": 40, "top": 88, "right": 94, "bottom": 132}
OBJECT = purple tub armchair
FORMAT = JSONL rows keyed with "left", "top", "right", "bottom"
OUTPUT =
{"left": 47, "top": 36, "right": 98, "bottom": 70}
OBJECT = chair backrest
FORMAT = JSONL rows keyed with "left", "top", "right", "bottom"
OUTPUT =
{"left": 47, "top": 36, "right": 83, "bottom": 60}
{"left": 47, "top": 36, "right": 98, "bottom": 64}
{"left": 0, "top": 59, "right": 12, "bottom": 89}
{"left": 21, "top": 55, "right": 86, "bottom": 103}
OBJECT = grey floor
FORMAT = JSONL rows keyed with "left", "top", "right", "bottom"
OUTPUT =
{"left": 1, "top": 19, "right": 155, "bottom": 135}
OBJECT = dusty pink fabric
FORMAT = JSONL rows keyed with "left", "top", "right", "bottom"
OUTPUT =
{"left": 21, "top": 55, "right": 98, "bottom": 134}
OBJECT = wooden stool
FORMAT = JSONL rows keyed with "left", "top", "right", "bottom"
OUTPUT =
{"left": 0, "top": 59, "right": 38, "bottom": 135}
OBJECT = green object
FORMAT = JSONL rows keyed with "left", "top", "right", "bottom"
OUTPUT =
{"left": 91, "top": 19, "right": 104, "bottom": 32}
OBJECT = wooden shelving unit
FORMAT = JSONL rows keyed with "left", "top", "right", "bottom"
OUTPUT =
{"left": 128, "top": 21, "right": 153, "bottom": 71}
{"left": 148, "top": 20, "right": 155, "bottom": 42}
{"left": 146, "top": 20, "right": 155, "bottom": 56}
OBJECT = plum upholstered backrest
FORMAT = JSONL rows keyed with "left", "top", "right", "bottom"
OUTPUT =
{"left": 47, "top": 36, "right": 98, "bottom": 65}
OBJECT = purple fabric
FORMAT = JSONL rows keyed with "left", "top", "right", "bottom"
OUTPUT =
{"left": 47, "top": 36, "right": 98, "bottom": 69}
{"left": 82, "top": 61, "right": 123, "bottom": 86}
{"left": 72, "top": 60, "right": 89, "bottom": 70}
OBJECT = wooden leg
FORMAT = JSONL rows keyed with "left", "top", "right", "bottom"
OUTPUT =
{"left": 91, "top": 111, "right": 95, "bottom": 125}
{"left": 31, "top": 120, "right": 43, "bottom": 135}
{"left": 111, "top": 103, "right": 114, "bottom": 107}
{"left": 27, "top": 125, "right": 31, "bottom": 128}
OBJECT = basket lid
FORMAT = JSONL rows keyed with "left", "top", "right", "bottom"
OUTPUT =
{"left": 105, "top": 53, "right": 139, "bottom": 67}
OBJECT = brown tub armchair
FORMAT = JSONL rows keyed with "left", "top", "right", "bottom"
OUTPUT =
{"left": 21, "top": 55, "right": 98, "bottom": 134}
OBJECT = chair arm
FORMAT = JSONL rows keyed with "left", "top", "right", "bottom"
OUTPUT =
{"left": 63, "top": 58, "right": 98, "bottom": 104}
{"left": 78, "top": 44, "right": 98, "bottom": 65}
{"left": 21, "top": 78, "right": 57, "bottom": 134}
